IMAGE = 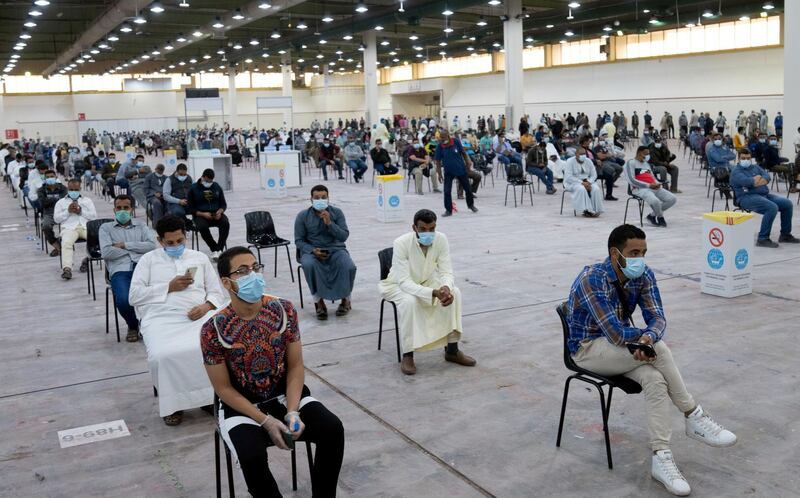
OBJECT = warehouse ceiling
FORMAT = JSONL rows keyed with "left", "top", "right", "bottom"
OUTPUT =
{"left": 0, "top": 0, "right": 784, "bottom": 77}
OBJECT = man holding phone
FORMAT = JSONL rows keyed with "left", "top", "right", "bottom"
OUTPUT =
{"left": 566, "top": 224, "right": 737, "bottom": 496}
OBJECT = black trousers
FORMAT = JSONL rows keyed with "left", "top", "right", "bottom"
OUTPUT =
{"left": 193, "top": 214, "right": 230, "bottom": 252}
{"left": 219, "top": 385, "right": 345, "bottom": 498}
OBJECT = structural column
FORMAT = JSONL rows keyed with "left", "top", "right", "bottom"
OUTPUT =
{"left": 228, "top": 70, "right": 238, "bottom": 127}
{"left": 783, "top": 7, "right": 798, "bottom": 156}
{"left": 281, "top": 54, "right": 293, "bottom": 128}
{"left": 503, "top": 0, "right": 524, "bottom": 128}
{"left": 363, "top": 30, "right": 379, "bottom": 127}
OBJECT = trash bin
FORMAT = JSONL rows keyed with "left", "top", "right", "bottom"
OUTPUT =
{"left": 701, "top": 211, "right": 756, "bottom": 298}
{"left": 163, "top": 149, "right": 178, "bottom": 175}
{"left": 260, "top": 162, "right": 287, "bottom": 198}
{"left": 376, "top": 174, "right": 404, "bottom": 222}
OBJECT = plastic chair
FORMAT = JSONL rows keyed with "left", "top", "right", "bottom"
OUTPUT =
{"left": 244, "top": 211, "right": 294, "bottom": 282}
{"left": 559, "top": 186, "right": 577, "bottom": 216}
{"left": 623, "top": 186, "right": 645, "bottom": 227}
{"left": 87, "top": 218, "right": 114, "bottom": 301}
{"left": 555, "top": 302, "right": 642, "bottom": 470}
{"left": 376, "top": 247, "right": 401, "bottom": 363}
{"left": 213, "top": 394, "right": 313, "bottom": 498}
{"left": 504, "top": 177, "right": 534, "bottom": 207}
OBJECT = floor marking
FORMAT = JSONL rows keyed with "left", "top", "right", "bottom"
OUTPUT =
{"left": 57, "top": 419, "right": 130, "bottom": 448}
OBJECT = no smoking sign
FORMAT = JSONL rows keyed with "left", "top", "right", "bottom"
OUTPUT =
{"left": 709, "top": 228, "right": 724, "bottom": 247}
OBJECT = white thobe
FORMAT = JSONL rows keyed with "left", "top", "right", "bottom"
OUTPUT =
{"left": 564, "top": 156, "right": 605, "bottom": 214}
{"left": 546, "top": 143, "right": 566, "bottom": 180}
{"left": 378, "top": 232, "right": 462, "bottom": 354}
{"left": 129, "top": 248, "right": 227, "bottom": 416}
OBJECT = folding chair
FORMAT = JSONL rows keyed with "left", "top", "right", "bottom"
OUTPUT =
{"left": 623, "top": 186, "right": 645, "bottom": 227}
{"left": 244, "top": 211, "right": 294, "bottom": 282}
{"left": 376, "top": 247, "right": 401, "bottom": 363}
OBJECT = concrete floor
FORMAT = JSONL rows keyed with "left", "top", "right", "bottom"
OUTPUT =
{"left": 1, "top": 143, "right": 799, "bottom": 498}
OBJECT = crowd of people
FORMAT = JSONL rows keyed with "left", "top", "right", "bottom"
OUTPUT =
{"left": 2, "top": 104, "right": 800, "bottom": 497}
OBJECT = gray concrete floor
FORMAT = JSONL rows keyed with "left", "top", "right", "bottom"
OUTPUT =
{"left": 1, "top": 143, "right": 799, "bottom": 498}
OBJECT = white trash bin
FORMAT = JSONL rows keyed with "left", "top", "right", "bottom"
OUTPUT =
{"left": 700, "top": 211, "right": 755, "bottom": 298}
{"left": 376, "top": 174, "right": 404, "bottom": 222}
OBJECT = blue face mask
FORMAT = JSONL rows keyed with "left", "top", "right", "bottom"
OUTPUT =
{"left": 233, "top": 272, "right": 265, "bottom": 303}
{"left": 201, "top": 181, "right": 213, "bottom": 188}
{"left": 164, "top": 244, "right": 185, "bottom": 258}
{"left": 417, "top": 231, "right": 436, "bottom": 246}
{"left": 769, "top": 140, "right": 778, "bottom": 146}
{"left": 176, "top": 175, "right": 188, "bottom": 181}
{"left": 644, "top": 154, "right": 651, "bottom": 162}
{"left": 312, "top": 199, "right": 328, "bottom": 211}
{"left": 740, "top": 159, "right": 752, "bottom": 168}
{"left": 67, "top": 191, "right": 80, "bottom": 200}
{"left": 45, "top": 178, "right": 57, "bottom": 185}
{"left": 115, "top": 210, "right": 131, "bottom": 224}
{"left": 713, "top": 139, "right": 722, "bottom": 147}
{"left": 617, "top": 249, "right": 646, "bottom": 280}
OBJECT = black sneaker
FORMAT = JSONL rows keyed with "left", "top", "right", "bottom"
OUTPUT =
{"left": 441, "top": 211, "right": 453, "bottom": 217}
{"left": 469, "top": 206, "right": 479, "bottom": 213}
{"left": 605, "top": 195, "right": 619, "bottom": 201}
{"left": 778, "top": 234, "right": 800, "bottom": 243}
{"left": 658, "top": 217, "right": 668, "bottom": 227}
{"left": 647, "top": 214, "right": 659, "bottom": 227}
{"left": 756, "top": 238, "right": 780, "bottom": 248}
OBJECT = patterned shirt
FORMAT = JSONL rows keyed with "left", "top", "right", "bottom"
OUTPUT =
{"left": 201, "top": 295, "right": 300, "bottom": 402}
{"left": 566, "top": 258, "right": 666, "bottom": 355}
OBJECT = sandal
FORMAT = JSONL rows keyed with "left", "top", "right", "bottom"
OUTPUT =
{"left": 315, "top": 301, "right": 328, "bottom": 321}
{"left": 79, "top": 258, "right": 89, "bottom": 273}
{"left": 335, "top": 300, "right": 351, "bottom": 317}
{"left": 49, "top": 248, "right": 61, "bottom": 257}
{"left": 163, "top": 411, "right": 183, "bottom": 426}
{"left": 61, "top": 268, "right": 72, "bottom": 280}
{"left": 126, "top": 328, "right": 139, "bottom": 343}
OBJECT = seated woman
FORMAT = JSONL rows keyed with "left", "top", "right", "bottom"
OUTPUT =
{"left": 202, "top": 247, "right": 345, "bottom": 498}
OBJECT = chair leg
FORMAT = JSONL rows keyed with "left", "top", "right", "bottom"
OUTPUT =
{"left": 291, "top": 448, "right": 298, "bottom": 491}
{"left": 624, "top": 198, "right": 631, "bottom": 224}
{"left": 305, "top": 440, "right": 314, "bottom": 471}
{"left": 224, "top": 445, "right": 235, "bottom": 497}
{"left": 254, "top": 246, "right": 262, "bottom": 266}
{"left": 297, "top": 266, "right": 304, "bottom": 308}
{"left": 214, "top": 432, "right": 222, "bottom": 498}
{"left": 556, "top": 375, "right": 575, "bottom": 448}
{"left": 593, "top": 383, "right": 614, "bottom": 470}
{"left": 273, "top": 246, "right": 278, "bottom": 278}
{"left": 504, "top": 184, "right": 509, "bottom": 206}
{"left": 392, "top": 302, "right": 400, "bottom": 363}
{"left": 560, "top": 190, "right": 566, "bottom": 215}
{"left": 89, "top": 261, "right": 96, "bottom": 301}
{"left": 112, "top": 293, "right": 121, "bottom": 343}
{"left": 284, "top": 244, "right": 294, "bottom": 283}
{"left": 378, "top": 299, "right": 385, "bottom": 351}
{"left": 105, "top": 287, "right": 110, "bottom": 336}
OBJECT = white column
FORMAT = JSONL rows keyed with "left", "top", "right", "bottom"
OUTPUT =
{"left": 228, "top": 71, "right": 238, "bottom": 127}
{"left": 363, "top": 30, "right": 379, "bottom": 128}
{"left": 783, "top": 7, "right": 799, "bottom": 157}
{"left": 503, "top": 0, "right": 524, "bottom": 129}
{"left": 281, "top": 54, "right": 293, "bottom": 129}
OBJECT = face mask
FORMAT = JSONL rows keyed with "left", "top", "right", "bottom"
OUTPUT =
{"left": 176, "top": 175, "right": 188, "bottom": 181}
{"left": 67, "top": 191, "right": 80, "bottom": 200}
{"left": 417, "top": 231, "right": 435, "bottom": 246}
{"left": 202, "top": 181, "right": 213, "bottom": 188}
{"left": 312, "top": 199, "right": 328, "bottom": 211}
{"left": 713, "top": 139, "right": 722, "bottom": 147}
{"left": 654, "top": 143, "right": 662, "bottom": 149}
{"left": 45, "top": 178, "right": 57, "bottom": 185}
{"left": 155, "top": 172, "right": 163, "bottom": 178}
{"left": 740, "top": 159, "right": 752, "bottom": 168}
{"left": 544, "top": 137, "right": 550, "bottom": 143}
{"left": 758, "top": 138, "right": 766, "bottom": 143}
{"left": 109, "top": 157, "right": 116, "bottom": 162}
{"left": 115, "top": 210, "right": 132, "bottom": 224}
{"left": 164, "top": 244, "right": 185, "bottom": 258}
{"left": 576, "top": 154, "right": 586, "bottom": 163}
{"left": 233, "top": 272, "right": 265, "bottom": 303}
{"left": 644, "top": 154, "right": 651, "bottom": 162}
{"left": 617, "top": 249, "right": 646, "bottom": 280}
{"left": 769, "top": 140, "right": 778, "bottom": 146}
{"left": 137, "top": 161, "right": 144, "bottom": 167}
{"left": 27, "top": 163, "right": 34, "bottom": 168}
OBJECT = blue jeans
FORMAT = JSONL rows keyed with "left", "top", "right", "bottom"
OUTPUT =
{"left": 110, "top": 270, "right": 138, "bottom": 330}
{"left": 443, "top": 173, "right": 474, "bottom": 212}
{"left": 526, "top": 166, "right": 554, "bottom": 190}
{"left": 738, "top": 193, "right": 794, "bottom": 240}
{"left": 496, "top": 152, "right": 522, "bottom": 168}
{"left": 116, "top": 177, "right": 130, "bottom": 194}
{"left": 346, "top": 159, "right": 368, "bottom": 179}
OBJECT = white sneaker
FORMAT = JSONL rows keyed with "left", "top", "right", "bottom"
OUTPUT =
{"left": 685, "top": 405, "right": 737, "bottom": 447}
{"left": 652, "top": 450, "right": 691, "bottom": 496}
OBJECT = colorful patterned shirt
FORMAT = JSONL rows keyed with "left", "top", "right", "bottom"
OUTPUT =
{"left": 201, "top": 295, "right": 300, "bottom": 402}
{"left": 566, "top": 258, "right": 666, "bottom": 355}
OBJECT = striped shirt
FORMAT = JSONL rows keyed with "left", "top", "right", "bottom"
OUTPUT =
{"left": 566, "top": 258, "right": 666, "bottom": 355}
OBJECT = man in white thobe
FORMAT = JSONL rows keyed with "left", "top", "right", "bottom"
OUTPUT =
{"left": 546, "top": 142, "right": 566, "bottom": 180}
{"left": 379, "top": 209, "right": 477, "bottom": 375}
{"left": 129, "top": 215, "right": 227, "bottom": 425}
{"left": 564, "top": 147, "right": 605, "bottom": 217}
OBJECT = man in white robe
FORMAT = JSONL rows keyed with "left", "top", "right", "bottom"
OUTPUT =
{"left": 379, "top": 209, "right": 477, "bottom": 375}
{"left": 564, "top": 147, "right": 605, "bottom": 217}
{"left": 546, "top": 142, "right": 566, "bottom": 180}
{"left": 129, "top": 215, "right": 227, "bottom": 425}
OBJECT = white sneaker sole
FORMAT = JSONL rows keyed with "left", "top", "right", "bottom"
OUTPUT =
{"left": 652, "top": 474, "right": 691, "bottom": 496}
{"left": 685, "top": 430, "right": 737, "bottom": 448}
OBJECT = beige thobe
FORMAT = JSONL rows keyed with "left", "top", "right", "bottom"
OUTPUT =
{"left": 378, "top": 232, "right": 463, "bottom": 354}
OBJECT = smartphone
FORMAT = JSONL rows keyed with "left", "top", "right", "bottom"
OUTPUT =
{"left": 185, "top": 266, "right": 198, "bottom": 278}
{"left": 626, "top": 342, "right": 656, "bottom": 358}
{"left": 281, "top": 431, "right": 295, "bottom": 450}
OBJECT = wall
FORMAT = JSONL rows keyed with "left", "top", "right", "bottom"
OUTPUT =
{"left": 0, "top": 47, "right": 784, "bottom": 144}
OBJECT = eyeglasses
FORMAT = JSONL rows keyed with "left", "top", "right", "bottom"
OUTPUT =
{"left": 227, "top": 263, "right": 264, "bottom": 278}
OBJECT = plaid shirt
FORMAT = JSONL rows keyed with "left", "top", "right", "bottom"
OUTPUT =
{"left": 566, "top": 258, "right": 666, "bottom": 355}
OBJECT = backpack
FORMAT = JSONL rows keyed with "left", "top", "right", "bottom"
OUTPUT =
{"left": 506, "top": 162, "right": 524, "bottom": 182}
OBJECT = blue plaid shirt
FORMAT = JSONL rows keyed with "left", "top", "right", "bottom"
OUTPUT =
{"left": 566, "top": 258, "right": 666, "bottom": 355}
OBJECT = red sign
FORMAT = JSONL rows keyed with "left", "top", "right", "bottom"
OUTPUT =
{"left": 709, "top": 228, "right": 724, "bottom": 247}
{"left": 5, "top": 129, "right": 19, "bottom": 140}
{"left": 78, "top": 113, "right": 86, "bottom": 121}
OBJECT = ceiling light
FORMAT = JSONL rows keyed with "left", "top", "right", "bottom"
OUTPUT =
{"left": 189, "top": 58, "right": 197, "bottom": 63}
{"left": 164, "top": 42, "right": 174, "bottom": 50}
{"left": 193, "top": 29, "right": 204, "bottom": 37}
{"left": 34, "top": 0, "right": 50, "bottom": 5}
{"left": 319, "top": 38, "right": 327, "bottom": 44}
{"left": 392, "top": 57, "right": 399, "bottom": 62}
{"left": 389, "top": 50, "right": 397, "bottom": 56}
{"left": 76, "top": 58, "right": 85, "bottom": 64}
{"left": 492, "top": 41, "right": 501, "bottom": 47}
{"left": 297, "top": 19, "right": 308, "bottom": 29}
{"left": 466, "top": 46, "right": 474, "bottom": 51}
{"left": 343, "top": 34, "right": 353, "bottom": 40}
{"left": 469, "top": 36, "right": 475, "bottom": 40}
{"left": 297, "top": 57, "right": 305, "bottom": 63}
{"left": 233, "top": 42, "right": 243, "bottom": 50}
{"left": 179, "top": 1, "right": 190, "bottom": 6}
{"left": 559, "top": 39, "right": 566, "bottom": 44}
{"left": 336, "top": 48, "right": 343, "bottom": 55}
{"left": 232, "top": 8, "right": 245, "bottom": 20}
{"left": 270, "top": 30, "right": 281, "bottom": 39}
{"left": 267, "top": 64, "right": 274, "bottom": 68}
{"left": 217, "top": 48, "right": 225, "bottom": 55}
{"left": 261, "top": 52, "right": 269, "bottom": 58}
{"left": 29, "top": 9, "right": 43, "bottom": 16}
{"left": 567, "top": 2, "right": 580, "bottom": 7}
{"left": 488, "top": 0, "right": 501, "bottom": 5}
{"left": 13, "top": 46, "right": 24, "bottom": 51}
{"left": 381, "top": 38, "right": 390, "bottom": 46}
{"left": 249, "top": 39, "right": 260, "bottom": 45}
{"left": 702, "top": 9, "right": 714, "bottom": 18}
{"left": 150, "top": 2, "right": 165, "bottom": 13}
{"left": 616, "top": 30, "right": 624, "bottom": 36}
{"left": 442, "top": 8, "right": 454, "bottom": 15}
{"left": 20, "top": 32, "right": 32, "bottom": 40}
{"left": 763, "top": 2, "right": 774, "bottom": 10}
{"left": 178, "top": 61, "right": 186, "bottom": 65}
{"left": 346, "top": 57, "right": 353, "bottom": 62}
{"left": 546, "top": 24, "right": 554, "bottom": 28}
{"left": 322, "top": 14, "right": 334, "bottom": 22}
{"left": 685, "top": 22, "right": 696, "bottom": 27}
{"left": 69, "top": 63, "right": 77, "bottom": 67}
{"left": 151, "top": 49, "right": 161, "bottom": 55}
{"left": 642, "top": 9, "right": 650, "bottom": 14}
{"left": 24, "top": 20, "right": 37, "bottom": 27}
{"left": 120, "top": 23, "right": 133, "bottom": 33}
{"left": 444, "top": 27, "right": 453, "bottom": 33}
{"left": 439, "top": 41, "right": 447, "bottom": 46}
{"left": 413, "top": 45, "right": 423, "bottom": 51}
{"left": 409, "top": 32, "right": 419, "bottom": 40}
{"left": 169, "top": 64, "right": 175, "bottom": 68}
{"left": 739, "top": 15, "right": 750, "bottom": 21}
{"left": 358, "top": 44, "right": 365, "bottom": 51}
{"left": 648, "top": 17, "right": 659, "bottom": 24}
{"left": 603, "top": 25, "right": 612, "bottom": 32}
{"left": 565, "top": 30, "right": 574, "bottom": 36}
{"left": 141, "top": 54, "right": 151, "bottom": 59}
{"left": 133, "top": 15, "right": 147, "bottom": 24}
{"left": 355, "top": 2, "right": 368, "bottom": 13}
{"left": 525, "top": 36, "right": 533, "bottom": 42}
{"left": 259, "top": 2, "right": 272, "bottom": 8}
{"left": 90, "top": 48, "right": 100, "bottom": 54}
{"left": 212, "top": 17, "right": 224, "bottom": 28}
{"left": 374, "top": 25, "right": 384, "bottom": 31}
{"left": 477, "top": 17, "right": 488, "bottom": 26}
{"left": 176, "top": 33, "right": 186, "bottom": 42}
{"left": 566, "top": 10, "right": 574, "bottom": 20}
{"left": 316, "top": 53, "right": 324, "bottom": 59}
{"left": 760, "top": 11, "right": 768, "bottom": 17}
{"left": 99, "top": 42, "right": 109, "bottom": 49}
{"left": 278, "top": 49, "right": 286, "bottom": 54}
{"left": 438, "top": 51, "right": 446, "bottom": 55}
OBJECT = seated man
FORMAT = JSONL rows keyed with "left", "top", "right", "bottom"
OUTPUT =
{"left": 493, "top": 130, "right": 523, "bottom": 173}
{"left": 144, "top": 163, "right": 167, "bottom": 225}
{"left": 625, "top": 146, "right": 676, "bottom": 228}
{"left": 36, "top": 169, "right": 67, "bottom": 257}
{"left": 116, "top": 154, "right": 145, "bottom": 195}
{"left": 129, "top": 215, "right": 226, "bottom": 426}
{"left": 343, "top": 136, "right": 368, "bottom": 183}
{"left": 379, "top": 209, "right": 476, "bottom": 375}
{"left": 546, "top": 140, "right": 566, "bottom": 181}
{"left": 525, "top": 140, "right": 557, "bottom": 194}
{"left": 162, "top": 163, "right": 193, "bottom": 217}
{"left": 590, "top": 137, "right": 620, "bottom": 201}
{"left": 318, "top": 137, "right": 343, "bottom": 180}
{"left": 100, "top": 152, "right": 121, "bottom": 196}
{"left": 706, "top": 133, "right": 736, "bottom": 174}
{"left": 370, "top": 138, "right": 399, "bottom": 175}
{"left": 295, "top": 185, "right": 356, "bottom": 320}
{"left": 755, "top": 134, "right": 797, "bottom": 193}
{"left": 568, "top": 224, "right": 737, "bottom": 496}
{"left": 730, "top": 149, "right": 799, "bottom": 247}
{"left": 202, "top": 247, "right": 344, "bottom": 497}
{"left": 456, "top": 136, "right": 482, "bottom": 200}
{"left": 25, "top": 161, "right": 49, "bottom": 212}
{"left": 407, "top": 136, "right": 441, "bottom": 194}
{"left": 53, "top": 179, "right": 97, "bottom": 280}
{"left": 187, "top": 168, "right": 229, "bottom": 260}
{"left": 100, "top": 194, "right": 158, "bottom": 342}
{"left": 648, "top": 135, "right": 681, "bottom": 194}
{"left": 564, "top": 147, "right": 605, "bottom": 218}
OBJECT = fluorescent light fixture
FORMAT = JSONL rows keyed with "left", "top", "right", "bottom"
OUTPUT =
{"left": 99, "top": 42, "right": 110, "bottom": 49}
{"left": 316, "top": 53, "right": 324, "bottom": 59}
{"left": 278, "top": 49, "right": 286, "bottom": 54}
{"left": 151, "top": 49, "right": 160, "bottom": 55}
{"left": 76, "top": 58, "right": 85, "bottom": 63}
{"left": 212, "top": 17, "right": 224, "bottom": 28}
{"left": 189, "top": 58, "right": 197, "bottom": 63}
{"left": 34, "top": 0, "right": 50, "bottom": 5}
{"left": 250, "top": 39, "right": 260, "bottom": 45}
{"left": 355, "top": 2, "right": 368, "bottom": 13}
{"left": 442, "top": 8, "right": 453, "bottom": 15}
{"left": 233, "top": 42, "right": 243, "bottom": 50}
{"left": 702, "top": 9, "right": 714, "bottom": 18}
{"left": 261, "top": 52, "right": 269, "bottom": 58}
{"left": 525, "top": 36, "right": 534, "bottom": 42}
{"left": 24, "top": 20, "right": 37, "bottom": 27}
{"left": 178, "top": 61, "right": 186, "bottom": 65}
{"left": 169, "top": 64, "right": 175, "bottom": 68}
{"left": 603, "top": 25, "right": 612, "bottom": 32}
{"left": 492, "top": 41, "right": 501, "bottom": 47}
{"left": 232, "top": 9, "right": 245, "bottom": 20}
{"left": 322, "top": 14, "right": 334, "bottom": 22}
{"left": 258, "top": 2, "right": 272, "bottom": 8}
{"left": 297, "top": 19, "right": 308, "bottom": 29}
{"left": 413, "top": 45, "right": 423, "bottom": 51}
{"left": 488, "top": 0, "right": 501, "bottom": 5}
{"left": 29, "top": 9, "right": 43, "bottom": 16}
{"left": 466, "top": 46, "right": 474, "bottom": 51}
{"left": 392, "top": 57, "right": 399, "bottom": 62}
{"left": 336, "top": 48, "right": 343, "bottom": 54}
{"left": 120, "top": 23, "right": 133, "bottom": 33}
{"left": 477, "top": 17, "right": 487, "bottom": 26}
{"left": 389, "top": 50, "right": 397, "bottom": 56}
{"left": 763, "top": 2, "right": 774, "bottom": 10}
{"left": 565, "top": 30, "right": 574, "bottom": 36}
{"left": 150, "top": 2, "right": 165, "bottom": 13}
{"left": 546, "top": 24, "right": 554, "bottom": 28}
{"left": 343, "top": 34, "right": 353, "bottom": 40}
{"left": 439, "top": 41, "right": 447, "bottom": 46}
{"left": 133, "top": 15, "right": 147, "bottom": 24}
{"left": 20, "top": 31, "right": 32, "bottom": 40}
{"left": 319, "top": 38, "right": 327, "bottom": 44}
{"left": 217, "top": 49, "right": 225, "bottom": 54}
{"left": 270, "top": 29, "right": 281, "bottom": 39}
{"left": 567, "top": 2, "right": 580, "bottom": 7}
{"left": 438, "top": 50, "right": 446, "bottom": 55}
{"left": 91, "top": 49, "right": 100, "bottom": 54}
{"left": 381, "top": 38, "right": 390, "bottom": 46}
{"left": 643, "top": 8, "right": 650, "bottom": 13}
{"left": 443, "top": 27, "right": 453, "bottom": 33}
{"left": 176, "top": 34, "right": 186, "bottom": 42}
{"left": 11, "top": 54, "right": 20, "bottom": 59}
{"left": 108, "top": 34, "right": 119, "bottom": 41}
{"left": 192, "top": 29, "right": 204, "bottom": 37}
{"left": 141, "top": 54, "right": 151, "bottom": 59}
{"left": 409, "top": 32, "right": 418, "bottom": 40}
{"left": 164, "top": 42, "right": 174, "bottom": 50}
